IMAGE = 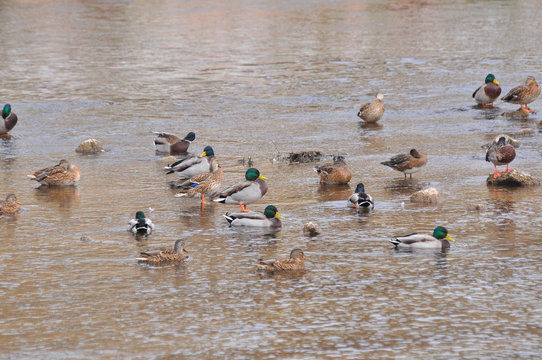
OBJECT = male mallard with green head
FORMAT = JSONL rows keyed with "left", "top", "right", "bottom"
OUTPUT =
{"left": 357, "top": 92, "right": 385, "bottom": 123}
{"left": 347, "top": 182, "right": 374, "bottom": 210}
{"left": 214, "top": 168, "right": 268, "bottom": 212}
{"left": 224, "top": 205, "right": 282, "bottom": 228}
{"left": 381, "top": 149, "right": 427, "bottom": 179}
{"left": 153, "top": 131, "right": 195, "bottom": 155}
{"left": 0, "top": 104, "right": 17, "bottom": 135}
{"left": 165, "top": 145, "right": 217, "bottom": 179}
{"left": 0, "top": 193, "right": 21, "bottom": 216}
{"left": 128, "top": 211, "right": 155, "bottom": 235}
{"left": 254, "top": 248, "right": 309, "bottom": 273}
{"left": 136, "top": 239, "right": 189, "bottom": 266}
{"left": 472, "top": 74, "right": 501, "bottom": 107}
{"left": 390, "top": 226, "right": 455, "bottom": 251}
{"left": 501, "top": 76, "right": 540, "bottom": 113}
{"left": 486, "top": 136, "right": 516, "bottom": 179}
{"left": 27, "top": 159, "right": 81, "bottom": 186}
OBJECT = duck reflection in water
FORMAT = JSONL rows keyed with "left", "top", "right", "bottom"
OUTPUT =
{"left": 34, "top": 186, "right": 80, "bottom": 209}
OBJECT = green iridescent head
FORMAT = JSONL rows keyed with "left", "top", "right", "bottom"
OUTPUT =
{"left": 200, "top": 146, "right": 214, "bottom": 157}
{"left": 263, "top": 205, "right": 282, "bottom": 219}
{"left": 354, "top": 183, "right": 365, "bottom": 193}
{"left": 245, "top": 168, "right": 267, "bottom": 181}
{"left": 135, "top": 211, "right": 146, "bottom": 220}
{"left": 2, "top": 104, "right": 11, "bottom": 119}
{"left": 432, "top": 226, "right": 455, "bottom": 242}
{"left": 184, "top": 132, "right": 196, "bottom": 141}
{"left": 485, "top": 74, "right": 499, "bottom": 85}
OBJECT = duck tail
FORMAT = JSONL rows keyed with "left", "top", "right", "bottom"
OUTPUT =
{"left": 213, "top": 196, "right": 227, "bottom": 203}
{"left": 389, "top": 238, "right": 401, "bottom": 247}
{"left": 223, "top": 213, "right": 234, "bottom": 224}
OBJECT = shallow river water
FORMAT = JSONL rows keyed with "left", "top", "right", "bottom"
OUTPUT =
{"left": 1, "top": 0, "right": 542, "bottom": 358}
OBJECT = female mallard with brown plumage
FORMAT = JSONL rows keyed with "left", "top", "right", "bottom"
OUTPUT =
{"left": 501, "top": 76, "right": 540, "bottom": 113}
{"left": 381, "top": 149, "right": 427, "bottom": 179}
{"left": 314, "top": 158, "right": 352, "bottom": 185}
{"left": 153, "top": 131, "right": 195, "bottom": 155}
{"left": 213, "top": 168, "right": 268, "bottom": 212}
{"left": 0, "top": 104, "right": 18, "bottom": 135}
{"left": 254, "top": 248, "right": 309, "bottom": 273}
{"left": 486, "top": 135, "right": 516, "bottom": 178}
{"left": 0, "top": 193, "right": 21, "bottom": 216}
{"left": 27, "top": 159, "right": 81, "bottom": 186}
{"left": 357, "top": 92, "right": 385, "bottom": 123}
{"left": 136, "top": 239, "right": 189, "bottom": 266}
{"left": 173, "top": 164, "right": 224, "bottom": 203}
{"left": 472, "top": 74, "right": 501, "bottom": 107}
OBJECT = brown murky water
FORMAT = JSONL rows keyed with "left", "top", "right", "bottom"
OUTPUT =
{"left": 1, "top": 0, "right": 542, "bottom": 358}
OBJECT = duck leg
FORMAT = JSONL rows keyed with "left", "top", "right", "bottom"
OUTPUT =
{"left": 520, "top": 104, "right": 534, "bottom": 113}
{"left": 493, "top": 165, "right": 503, "bottom": 179}
{"left": 504, "top": 164, "right": 514, "bottom": 173}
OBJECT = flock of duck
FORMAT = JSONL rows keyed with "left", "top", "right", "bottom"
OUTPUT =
{"left": 1, "top": 74, "right": 540, "bottom": 272}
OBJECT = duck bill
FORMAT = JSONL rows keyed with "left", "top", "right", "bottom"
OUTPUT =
{"left": 445, "top": 235, "right": 455, "bottom": 242}
{"left": 275, "top": 213, "right": 283, "bottom": 219}
{"left": 199, "top": 151, "right": 206, "bottom": 158}
{"left": 259, "top": 175, "right": 267, "bottom": 180}
{"left": 16, "top": 201, "right": 22, "bottom": 205}
{"left": 183, "top": 248, "right": 189, "bottom": 253}
{"left": 493, "top": 79, "right": 499, "bottom": 85}
{"left": 303, "top": 255, "right": 311, "bottom": 261}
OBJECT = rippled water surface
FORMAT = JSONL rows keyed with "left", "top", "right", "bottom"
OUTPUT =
{"left": 1, "top": 0, "right": 542, "bottom": 358}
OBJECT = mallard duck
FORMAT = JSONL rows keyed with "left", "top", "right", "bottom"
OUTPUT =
{"left": 254, "top": 248, "right": 309, "bottom": 273}
{"left": 0, "top": 193, "right": 21, "bottom": 216}
{"left": 347, "top": 183, "right": 374, "bottom": 210}
{"left": 27, "top": 159, "right": 81, "bottom": 186}
{"left": 127, "top": 211, "right": 155, "bottom": 235}
{"left": 381, "top": 149, "right": 427, "bottom": 178}
{"left": 0, "top": 104, "right": 18, "bottom": 135}
{"left": 213, "top": 168, "right": 268, "bottom": 212}
{"left": 390, "top": 226, "right": 455, "bottom": 250}
{"left": 501, "top": 76, "right": 540, "bottom": 113}
{"left": 224, "top": 205, "right": 282, "bottom": 228}
{"left": 165, "top": 146, "right": 217, "bottom": 179}
{"left": 173, "top": 164, "right": 224, "bottom": 203}
{"left": 136, "top": 239, "right": 189, "bottom": 265}
{"left": 314, "top": 158, "right": 352, "bottom": 185}
{"left": 357, "top": 92, "right": 385, "bottom": 123}
{"left": 472, "top": 73, "right": 501, "bottom": 107}
{"left": 153, "top": 131, "right": 195, "bottom": 155}
{"left": 486, "top": 135, "right": 516, "bottom": 178}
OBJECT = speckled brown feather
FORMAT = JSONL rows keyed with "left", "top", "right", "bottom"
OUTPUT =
{"left": 137, "top": 240, "right": 189, "bottom": 266}
{"left": 0, "top": 193, "right": 21, "bottom": 216}
{"left": 28, "top": 160, "right": 80, "bottom": 186}
{"left": 502, "top": 76, "right": 540, "bottom": 105}
{"left": 254, "top": 249, "right": 308, "bottom": 273}
{"left": 357, "top": 95, "right": 385, "bottom": 123}
{"left": 175, "top": 165, "right": 224, "bottom": 198}
{"left": 381, "top": 149, "right": 427, "bottom": 176}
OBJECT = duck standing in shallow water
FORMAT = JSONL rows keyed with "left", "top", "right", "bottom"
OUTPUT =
{"left": 390, "top": 226, "right": 455, "bottom": 251}
{"left": 174, "top": 164, "right": 224, "bottom": 204}
{"left": 136, "top": 239, "right": 189, "bottom": 266}
{"left": 486, "top": 136, "right": 516, "bottom": 178}
{"left": 153, "top": 131, "right": 195, "bottom": 155}
{"left": 0, "top": 193, "right": 21, "bottom": 216}
{"left": 254, "top": 248, "right": 309, "bottom": 273}
{"left": 347, "top": 183, "right": 374, "bottom": 210}
{"left": 314, "top": 158, "right": 352, "bottom": 185}
{"left": 165, "top": 145, "right": 217, "bottom": 179}
{"left": 27, "top": 159, "right": 80, "bottom": 186}
{"left": 381, "top": 149, "right": 427, "bottom": 179}
{"left": 472, "top": 74, "right": 501, "bottom": 107}
{"left": 128, "top": 211, "right": 155, "bottom": 236}
{"left": 0, "top": 104, "right": 17, "bottom": 135}
{"left": 501, "top": 76, "right": 540, "bottom": 113}
{"left": 214, "top": 168, "right": 268, "bottom": 212}
{"left": 224, "top": 205, "right": 282, "bottom": 228}
{"left": 357, "top": 92, "right": 385, "bottom": 123}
